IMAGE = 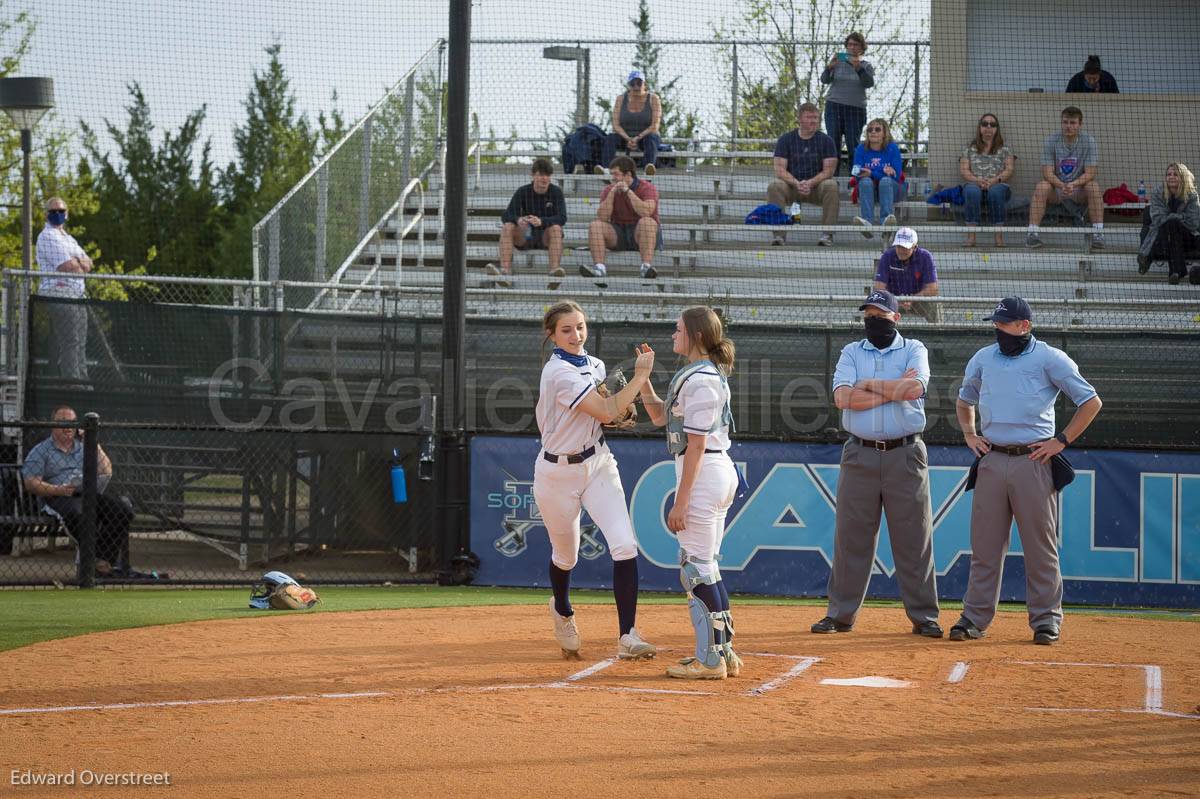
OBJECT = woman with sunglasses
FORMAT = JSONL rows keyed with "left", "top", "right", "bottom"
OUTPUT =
{"left": 959, "top": 114, "right": 1016, "bottom": 247}
{"left": 851, "top": 118, "right": 903, "bottom": 237}
{"left": 821, "top": 32, "right": 874, "bottom": 175}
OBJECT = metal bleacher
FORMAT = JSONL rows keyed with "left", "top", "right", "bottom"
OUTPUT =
{"left": 326, "top": 152, "right": 1198, "bottom": 331}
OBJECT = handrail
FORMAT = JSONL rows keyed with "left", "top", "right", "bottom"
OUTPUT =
{"left": 309, "top": 177, "right": 426, "bottom": 312}
{"left": 250, "top": 39, "right": 445, "bottom": 249}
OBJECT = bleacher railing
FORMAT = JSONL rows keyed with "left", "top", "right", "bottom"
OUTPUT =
{"left": 251, "top": 40, "right": 446, "bottom": 285}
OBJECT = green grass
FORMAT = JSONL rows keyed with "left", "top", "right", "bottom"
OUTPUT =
{"left": 0, "top": 586, "right": 1193, "bottom": 654}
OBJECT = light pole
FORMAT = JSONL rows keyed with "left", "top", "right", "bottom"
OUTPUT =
{"left": 542, "top": 46, "right": 590, "bottom": 128}
{"left": 0, "top": 77, "right": 55, "bottom": 272}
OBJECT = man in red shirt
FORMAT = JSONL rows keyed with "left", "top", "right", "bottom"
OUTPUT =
{"left": 584, "top": 156, "right": 661, "bottom": 281}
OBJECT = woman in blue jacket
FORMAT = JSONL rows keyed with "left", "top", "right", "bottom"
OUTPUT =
{"left": 852, "top": 117, "right": 903, "bottom": 237}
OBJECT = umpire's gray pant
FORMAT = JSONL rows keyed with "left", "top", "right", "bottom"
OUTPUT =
{"left": 961, "top": 451, "right": 1062, "bottom": 632}
{"left": 46, "top": 301, "right": 88, "bottom": 380}
{"left": 825, "top": 438, "right": 940, "bottom": 625}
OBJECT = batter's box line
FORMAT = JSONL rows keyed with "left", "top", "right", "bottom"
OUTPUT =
{"left": 1005, "top": 660, "right": 1200, "bottom": 720}
{"left": 552, "top": 652, "right": 822, "bottom": 698}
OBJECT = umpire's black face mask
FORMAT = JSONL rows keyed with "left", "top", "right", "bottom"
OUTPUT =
{"left": 996, "top": 329, "right": 1030, "bottom": 356}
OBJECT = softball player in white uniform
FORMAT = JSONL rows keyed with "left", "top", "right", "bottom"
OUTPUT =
{"left": 534, "top": 301, "right": 657, "bottom": 661}
{"left": 639, "top": 307, "right": 742, "bottom": 680}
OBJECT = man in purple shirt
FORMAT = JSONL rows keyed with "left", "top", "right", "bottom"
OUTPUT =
{"left": 873, "top": 227, "right": 941, "bottom": 323}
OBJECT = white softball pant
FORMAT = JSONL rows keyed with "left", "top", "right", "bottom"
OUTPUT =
{"left": 674, "top": 452, "right": 739, "bottom": 581}
{"left": 533, "top": 447, "right": 638, "bottom": 570}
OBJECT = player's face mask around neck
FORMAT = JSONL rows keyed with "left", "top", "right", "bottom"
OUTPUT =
{"left": 864, "top": 315, "right": 897, "bottom": 349}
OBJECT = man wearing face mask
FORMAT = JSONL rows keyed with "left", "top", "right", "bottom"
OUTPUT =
{"left": 35, "top": 197, "right": 92, "bottom": 381}
{"left": 811, "top": 290, "right": 942, "bottom": 638}
{"left": 952, "top": 297, "right": 1102, "bottom": 645}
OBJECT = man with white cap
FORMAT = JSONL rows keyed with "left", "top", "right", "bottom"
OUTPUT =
{"left": 951, "top": 296, "right": 1103, "bottom": 645}
{"left": 873, "top": 226, "right": 941, "bottom": 323}
{"left": 811, "top": 289, "right": 942, "bottom": 638}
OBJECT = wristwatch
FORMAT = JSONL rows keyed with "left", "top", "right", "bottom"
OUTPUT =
{"left": 1054, "top": 432, "right": 1069, "bottom": 446}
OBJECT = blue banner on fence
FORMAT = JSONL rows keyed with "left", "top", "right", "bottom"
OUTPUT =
{"left": 469, "top": 436, "right": 1200, "bottom": 608}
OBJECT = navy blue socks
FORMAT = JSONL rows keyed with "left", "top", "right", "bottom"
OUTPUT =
{"left": 549, "top": 562, "right": 573, "bottom": 617}
{"left": 612, "top": 557, "right": 639, "bottom": 636}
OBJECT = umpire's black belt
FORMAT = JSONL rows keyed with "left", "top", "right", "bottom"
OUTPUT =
{"left": 851, "top": 434, "right": 920, "bottom": 452}
{"left": 543, "top": 435, "right": 607, "bottom": 465}
{"left": 990, "top": 444, "right": 1034, "bottom": 456}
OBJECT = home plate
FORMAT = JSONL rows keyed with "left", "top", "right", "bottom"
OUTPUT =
{"left": 820, "top": 676, "right": 912, "bottom": 688}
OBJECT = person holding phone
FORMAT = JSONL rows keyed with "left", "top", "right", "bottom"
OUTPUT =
{"left": 821, "top": 32, "right": 875, "bottom": 175}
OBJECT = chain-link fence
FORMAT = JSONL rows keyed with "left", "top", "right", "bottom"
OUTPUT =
{"left": 5, "top": 272, "right": 1197, "bottom": 451}
{"left": 1, "top": 416, "right": 435, "bottom": 586}
{"left": 251, "top": 41, "right": 446, "bottom": 288}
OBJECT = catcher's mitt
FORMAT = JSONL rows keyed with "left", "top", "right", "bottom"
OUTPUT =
{"left": 598, "top": 369, "right": 637, "bottom": 429}
{"left": 269, "top": 582, "right": 321, "bottom": 610}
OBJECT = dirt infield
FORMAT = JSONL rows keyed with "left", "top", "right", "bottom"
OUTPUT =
{"left": 3, "top": 605, "right": 1198, "bottom": 798}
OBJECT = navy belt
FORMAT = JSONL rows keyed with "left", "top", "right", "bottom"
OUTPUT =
{"left": 852, "top": 434, "right": 919, "bottom": 452}
{"left": 544, "top": 435, "right": 606, "bottom": 465}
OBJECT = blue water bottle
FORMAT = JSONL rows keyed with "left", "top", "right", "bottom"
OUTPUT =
{"left": 391, "top": 449, "right": 408, "bottom": 504}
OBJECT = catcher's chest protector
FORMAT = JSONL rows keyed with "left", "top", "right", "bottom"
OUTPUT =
{"left": 664, "top": 359, "right": 733, "bottom": 456}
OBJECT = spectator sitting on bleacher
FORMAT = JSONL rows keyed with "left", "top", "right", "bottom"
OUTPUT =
{"left": 821, "top": 31, "right": 874, "bottom": 175}
{"left": 959, "top": 113, "right": 1016, "bottom": 248}
{"left": 1026, "top": 106, "right": 1104, "bottom": 250}
{"left": 1138, "top": 162, "right": 1200, "bottom": 285}
{"left": 598, "top": 70, "right": 662, "bottom": 177}
{"left": 21, "top": 405, "right": 133, "bottom": 577}
{"left": 1066, "top": 55, "right": 1119, "bottom": 94}
{"left": 768, "top": 102, "right": 839, "bottom": 247}
{"left": 583, "top": 156, "right": 660, "bottom": 281}
{"left": 851, "top": 117, "right": 903, "bottom": 237}
{"left": 873, "top": 227, "right": 941, "bottom": 324}
{"left": 485, "top": 157, "right": 567, "bottom": 289}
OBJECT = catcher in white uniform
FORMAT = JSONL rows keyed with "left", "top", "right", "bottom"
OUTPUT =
{"left": 638, "top": 306, "right": 742, "bottom": 680}
{"left": 534, "top": 300, "right": 657, "bottom": 661}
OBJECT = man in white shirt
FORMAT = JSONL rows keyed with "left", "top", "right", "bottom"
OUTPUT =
{"left": 35, "top": 196, "right": 91, "bottom": 380}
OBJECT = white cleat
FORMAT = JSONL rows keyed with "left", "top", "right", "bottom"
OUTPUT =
{"left": 666, "top": 656, "right": 727, "bottom": 680}
{"left": 549, "top": 598, "right": 582, "bottom": 659}
{"left": 617, "top": 627, "right": 658, "bottom": 660}
{"left": 723, "top": 648, "right": 743, "bottom": 678}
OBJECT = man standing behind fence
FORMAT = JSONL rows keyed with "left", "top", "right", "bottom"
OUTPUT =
{"left": 35, "top": 197, "right": 91, "bottom": 381}
{"left": 767, "top": 103, "right": 839, "bottom": 247}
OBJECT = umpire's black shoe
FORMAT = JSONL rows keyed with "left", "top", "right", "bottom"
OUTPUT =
{"left": 1033, "top": 627, "right": 1060, "bottom": 646}
{"left": 948, "top": 617, "right": 985, "bottom": 641}
{"left": 810, "top": 616, "right": 853, "bottom": 634}
{"left": 912, "top": 621, "right": 944, "bottom": 638}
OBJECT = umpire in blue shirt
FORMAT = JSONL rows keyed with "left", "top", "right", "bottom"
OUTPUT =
{"left": 811, "top": 290, "right": 942, "bottom": 637}
{"left": 952, "top": 297, "right": 1102, "bottom": 645}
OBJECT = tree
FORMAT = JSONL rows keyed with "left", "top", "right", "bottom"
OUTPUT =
{"left": 598, "top": 0, "right": 699, "bottom": 140}
{"left": 78, "top": 84, "right": 221, "bottom": 280}
{"left": 216, "top": 44, "right": 320, "bottom": 278}
{"left": 714, "top": 0, "right": 923, "bottom": 146}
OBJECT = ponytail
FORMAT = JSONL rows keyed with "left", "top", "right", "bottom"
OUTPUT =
{"left": 680, "top": 306, "right": 736, "bottom": 375}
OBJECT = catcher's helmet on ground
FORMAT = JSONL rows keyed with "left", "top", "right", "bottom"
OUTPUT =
{"left": 248, "top": 570, "right": 300, "bottom": 609}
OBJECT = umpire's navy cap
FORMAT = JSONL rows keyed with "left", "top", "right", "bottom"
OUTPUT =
{"left": 859, "top": 290, "right": 899, "bottom": 314}
{"left": 985, "top": 296, "right": 1033, "bottom": 322}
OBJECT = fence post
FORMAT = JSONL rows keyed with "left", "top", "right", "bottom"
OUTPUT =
{"left": 912, "top": 43, "right": 922, "bottom": 162}
{"left": 402, "top": 72, "right": 416, "bottom": 189}
{"left": 731, "top": 43, "right": 739, "bottom": 146}
{"left": 268, "top": 215, "right": 281, "bottom": 283}
{"left": 78, "top": 412, "right": 99, "bottom": 588}
{"left": 359, "top": 117, "right": 374, "bottom": 242}
{"left": 315, "top": 164, "right": 329, "bottom": 283}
